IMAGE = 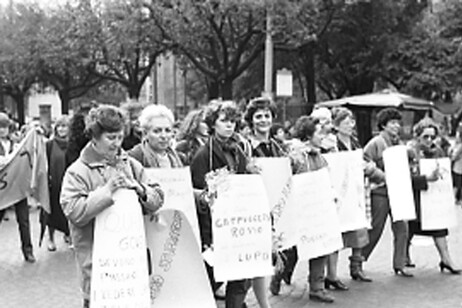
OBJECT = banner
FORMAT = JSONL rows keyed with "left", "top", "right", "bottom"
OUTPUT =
{"left": 0, "top": 129, "right": 49, "bottom": 212}
{"left": 323, "top": 150, "right": 369, "bottom": 232}
{"left": 383, "top": 145, "right": 416, "bottom": 221}
{"left": 91, "top": 189, "right": 150, "bottom": 308}
{"left": 420, "top": 158, "right": 457, "bottom": 230}
{"left": 255, "top": 157, "right": 292, "bottom": 217}
{"left": 145, "top": 210, "right": 216, "bottom": 308}
{"left": 144, "top": 167, "right": 200, "bottom": 245}
{"left": 212, "top": 174, "right": 273, "bottom": 282}
{"left": 275, "top": 168, "right": 343, "bottom": 260}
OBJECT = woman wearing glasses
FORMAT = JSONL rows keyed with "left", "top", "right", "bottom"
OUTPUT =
{"left": 406, "top": 118, "right": 460, "bottom": 274}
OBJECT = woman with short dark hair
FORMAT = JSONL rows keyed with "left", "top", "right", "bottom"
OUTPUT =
{"left": 60, "top": 105, "right": 164, "bottom": 308}
{"left": 190, "top": 100, "right": 252, "bottom": 308}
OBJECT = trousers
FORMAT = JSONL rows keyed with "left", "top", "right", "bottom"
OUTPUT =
{"left": 0, "top": 198, "right": 33, "bottom": 257}
{"left": 361, "top": 193, "right": 408, "bottom": 269}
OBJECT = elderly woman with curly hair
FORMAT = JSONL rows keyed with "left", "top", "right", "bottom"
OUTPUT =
{"left": 60, "top": 105, "right": 164, "bottom": 308}
{"left": 406, "top": 118, "right": 460, "bottom": 274}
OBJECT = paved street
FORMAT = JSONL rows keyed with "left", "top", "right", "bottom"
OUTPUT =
{"left": 1, "top": 206, "right": 462, "bottom": 308}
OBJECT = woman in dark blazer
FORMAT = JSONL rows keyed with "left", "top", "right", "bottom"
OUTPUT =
{"left": 190, "top": 100, "right": 251, "bottom": 308}
{"left": 407, "top": 118, "right": 460, "bottom": 274}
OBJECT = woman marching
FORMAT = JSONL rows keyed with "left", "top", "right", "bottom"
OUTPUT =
{"left": 60, "top": 105, "right": 164, "bottom": 308}
{"left": 190, "top": 100, "right": 253, "bottom": 308}
{"left": 406, "top": 118, "right": 460, "bottom": 274}
{"left": 41, "top": 115, "right": 71, "bottom": 251}
{"left": 243, "top": 97, "right": 287, "bottom": 308}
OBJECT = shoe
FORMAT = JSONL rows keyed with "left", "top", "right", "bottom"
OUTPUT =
{"left": 269, "top": 275, "right": 282, "bottom": 296}
{"left": 309, "top": 289, "right": 334, "bottom": 303}
{"left": 324, "top": 278, "right": 349, "bottom": 291}
{"left": 439, "top": 262, "right": 461, "bottom": 275}
{"left": 47, "top": 242, "right": 57, "bottom": 252}
{"left": 350, "top": 271, "right": 372, "bottom": 282}
{"left": 394, "top": 268, "right": 413, "bottom": 277}
{"left": 24, "top": 252, "right": 36, "bottom": 263}
{"left": 405, "top": 261, "right": 416, "bottom": 268}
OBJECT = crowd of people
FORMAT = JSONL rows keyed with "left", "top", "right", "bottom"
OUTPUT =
{"left": 0, "top": 97, "right": 461, "bottom": 308}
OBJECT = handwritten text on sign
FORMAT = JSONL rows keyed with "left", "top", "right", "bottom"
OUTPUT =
{"left": 212, "top": 174, "right": 273, "bottom": 282}
{"left": 275, "top": 168, "right": 343, "bottom": 260}
{"left": 91, "top": 189, "right": 150, "bottom": 308}
{"left": 145, "top": 210, "right": 215, "bottom": 308}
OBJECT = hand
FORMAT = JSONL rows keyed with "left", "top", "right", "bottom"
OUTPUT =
{"left": 246, "top": 158, "right": 262, "bottom": 174}
{"left": 106, "top": 174, "right": 130, "bottom": 193}
{"left": 363, "top": 161, "right": 376, "bottom": 174}
{"left": 426, "top": 168, "right": 441, "bottom": 182}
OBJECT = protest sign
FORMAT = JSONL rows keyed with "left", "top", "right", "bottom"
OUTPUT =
{"left": 323, "top": 150, "right": 369, "bottom": 232}
{"left": 383, "top": 145, "right": 416, "bottom": 221}
{"left": 276, "top": 168, "right": 343, "bottom": 260}
{"left": 144, "top": 167, "right": 200, "bottom": 245}
{"left": 145, "top": 210, "right": 216, "bottom": 308}
{"left": 0, "top": 129, "right": 49, "bottom": 212}
{"left": 91, "top": 189, "right": 150, "bottom": 308}
{"left": 420, "top": 158, "right": 457, "bottom": 230}
{"left": 255, "top": 157, "right": 292, "bottom": 215}
{"left": 212, "top": 174, "right": 273, "bottom": 282}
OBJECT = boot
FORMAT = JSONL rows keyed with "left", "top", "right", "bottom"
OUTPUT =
{"left": 349, "top": 255, "right": 372, "bottom": 282}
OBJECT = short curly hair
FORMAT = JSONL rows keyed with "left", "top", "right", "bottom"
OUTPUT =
{"left": 85, "top": 105, "right": 126, "bottom": 139}
{"left": 243, "top": 97, "right": 277, "bottom": 129}
{"left": 293, "top": 116, "right": 320, "bottom": 142}
{"left": 376, "top": 108, "right": 402, "bottom": 131}
{"left": 204, "top": 100, "right": 240, "bottom": 134}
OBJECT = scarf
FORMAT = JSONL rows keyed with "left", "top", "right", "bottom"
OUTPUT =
{"left": 140, "top": 140, "right": 182, "bottom": 168}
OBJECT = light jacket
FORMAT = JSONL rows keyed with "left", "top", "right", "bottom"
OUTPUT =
{"left": 60, "top": 142, "right": 163, "bottom": 300}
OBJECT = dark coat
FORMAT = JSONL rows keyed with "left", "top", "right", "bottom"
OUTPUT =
{"left": 190, "top": 135, "right": 248, "bottom": 247}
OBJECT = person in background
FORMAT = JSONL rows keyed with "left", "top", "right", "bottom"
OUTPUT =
{"left": 65, "top": 112, "right": 90, "bottom": 168}
{"left": 361, "top": 108, "right": 412, "bottom": 278}
{"left": 60, "top": 105, "right": 164, "bottom": 308}
{"left": 120, "top": 101, "right": 143, "bottom": 151}
{"left": 175, "top": 108, "right": 209, "bottom": 166}
{"left": 288, "top": 116, "right": 335, "bottom": 303}
{"left": 406, "top": 118, "right": 460, "bottom": 274}
{"left": 310, "top": 107, "right": 337, "bottom": 153}
{"left": 0, "top": 112, "right": 35, "bottom": 263}
{"left": 190, "top": 100, "right": 252, "bottom": 308}
{"left": 41, "top": 115, "right": 71, "bottom": 251}
{"left": 449, "top": 124, "right": 462, "bottom": 206}
{"left": 331, "top": 107, "right": 382, "bottom": 284}
{"left": 269, "top": 123, "right": 288, "bottom": 151}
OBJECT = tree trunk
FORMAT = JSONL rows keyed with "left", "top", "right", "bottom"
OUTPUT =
{"left": 12, "top": 94, "right": 25, "bottom": 126}
{"left": 59, "top": 90, "right": 70, "bottom": 115}
{"left": 128, "top": 85, "right": 141, "bottom": 100}
{"left": 302, "top": 45, "right": 316, "bottom": 115}
{"left": 221, "top": 78, "right": 233, "bottom": 100}
{"left": 206, "top": 79, "right": 220, "bottom": 100}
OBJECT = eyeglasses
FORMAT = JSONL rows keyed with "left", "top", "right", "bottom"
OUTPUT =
{"left": 421, "top": 134, "right": 436, "bottom": 140}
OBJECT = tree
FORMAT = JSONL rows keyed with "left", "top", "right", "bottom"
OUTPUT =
{"left": 38, "top": 2, "right": 103, "bottom": 114}
{"left": 148, "top": 0, "right": 267, "bottom": 100}
{"left": 91, "top": 0, "right": 166, "bottom": 101}
{"left": 0, "top": 2, "right": 44, "bottom": 124}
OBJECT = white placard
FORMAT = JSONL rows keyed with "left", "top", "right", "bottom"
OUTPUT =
{"left": 91, "top": 189, "right": 150, "bottom": 308}
{"left": 276, "top": 69, "right": 293, "bottom": 97}
{"left": 323, "top": 150, "right": 369, "bottom": 232}
{"left": 275, "top": 168, "right": 343, "bottom": 260}
{"left": 212, "top": 174, "right": 273, "bottom": 282}
{"left": 420, "top": 158, "right": 458, "bottom": 230}
{"left": 144, "top": 167, "right": 201, "bottom": 246}
{"left": 255, "top": 157, "right": 292, "bottom": 212}
{"left": 145, "top": 210, "right": 216, "bottom": 308}
{"left": 383, "top": 145, "right": 416, "bottom": 221}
